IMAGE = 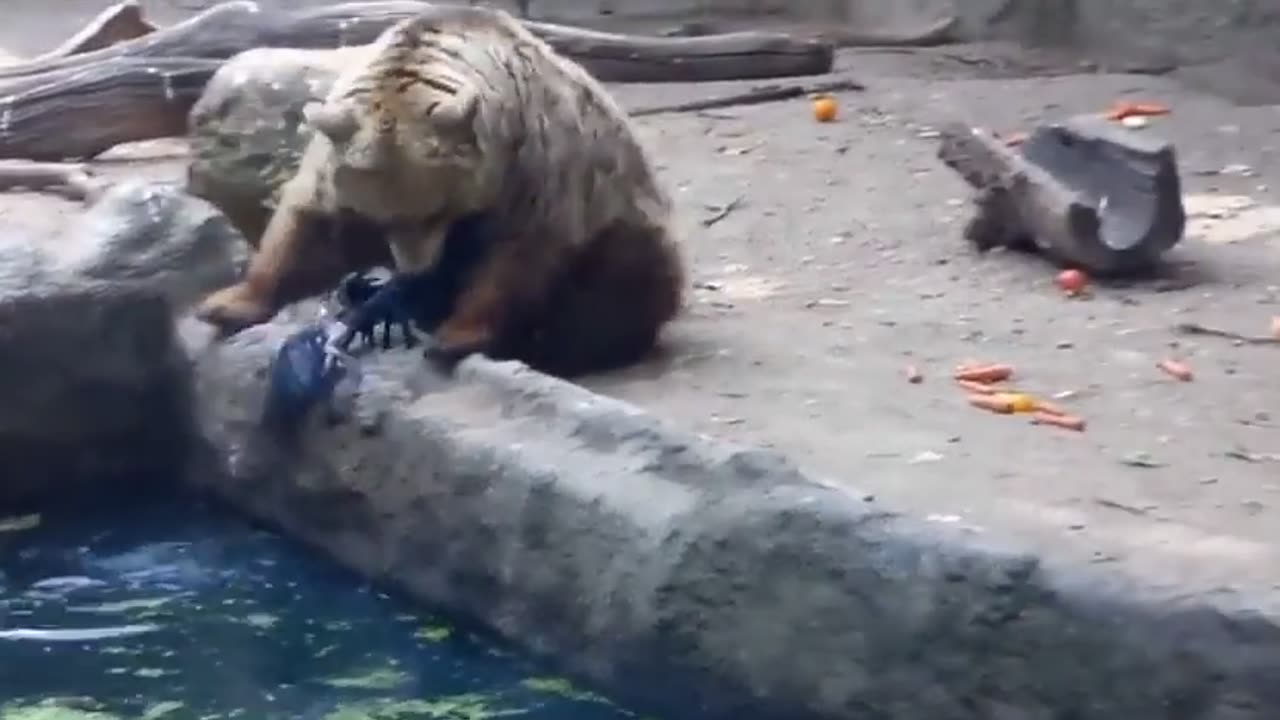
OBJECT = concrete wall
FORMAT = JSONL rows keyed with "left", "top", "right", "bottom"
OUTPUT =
{"left": 525, "top": 0, "right": 1280, "bottom": 66}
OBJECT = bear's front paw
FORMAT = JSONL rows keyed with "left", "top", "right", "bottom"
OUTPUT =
{"left": 425, "top": 323, "right": 493, "bottom": 375}
{"left": 336, "top": 273, "right": 419, "bottom": 352}
{"left": 195, "top": 285, "right": 277, "bottom": 337}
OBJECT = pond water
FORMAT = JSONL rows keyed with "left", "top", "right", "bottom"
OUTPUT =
{"left": 0, "top": 499, "right": 655, "bottom": 720}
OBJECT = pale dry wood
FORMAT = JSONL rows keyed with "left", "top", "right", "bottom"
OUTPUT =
{"left": 0, "top": 1, "right": 835, "bottom": 163}
{"left": 0, "top": 0, "right": 164, "bottom": 198}
{"left": 32, "top": 0, "right": 157, "bottom": 63}
{"left": 0, "top": 159, "right": 105, "bottom": 201}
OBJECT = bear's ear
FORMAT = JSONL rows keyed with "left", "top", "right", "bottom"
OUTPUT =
{"left": 431, "top": 87, "right": 478, "bottom": 130}
{"left": 305, "top": 101, "right": 358, "bottom": 144}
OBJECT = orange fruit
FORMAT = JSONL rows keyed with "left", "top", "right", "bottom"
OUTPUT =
{"left": 812, "top": 95, "right": 838, "bottom": 123}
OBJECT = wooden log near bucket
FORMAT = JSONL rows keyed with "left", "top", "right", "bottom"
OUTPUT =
{"left": 0, "top": 0, "right": 837, "bottom": 163}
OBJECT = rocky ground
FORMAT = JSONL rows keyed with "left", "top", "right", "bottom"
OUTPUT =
{"left": 3, "top": 4, "right": 1279, "bottom": 609}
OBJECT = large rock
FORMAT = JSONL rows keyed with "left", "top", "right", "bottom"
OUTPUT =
{"left": 187, "top": 46, "right": 370, "bottom": 245}
{"left": 0, "top": 182, "right": 246, "bottom": 512}
{"left": 57, "top": 181, "right": 249, "bottom": 311}
{"left": 190, "top": 317, "right": 1280, "bottom": 720}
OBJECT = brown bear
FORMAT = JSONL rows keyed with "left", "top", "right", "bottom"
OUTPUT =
{"left": 194, "top": 6, "right": 686, "bottom": 378}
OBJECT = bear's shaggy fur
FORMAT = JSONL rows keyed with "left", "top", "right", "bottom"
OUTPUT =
{"left": 195, "top": 6, "right": 686, "bottom": 377}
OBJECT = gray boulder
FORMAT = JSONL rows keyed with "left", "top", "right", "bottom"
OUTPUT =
{"left": 0, "top": 182, "right": 246, "bottom": 511}
{"left": 187, "top": 46, "right": 367, "bottom": 244}
{"left": 60, "top": 180, "right": 249, "bottom": 311}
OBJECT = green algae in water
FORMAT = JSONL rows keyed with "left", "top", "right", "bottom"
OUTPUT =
{"left": 0, "top": 500, "right": 661, "bottom": 720}
{"left": 521, "top": 678, "right": 611, "bottom": 705}
{"left": 1, "top": 697, "right": 120, "bottom": 720}
{"left": 0, "top": 513, "right": 41, "bottom": 533}
{"left": 414, "top": 624, "right": 453, "bottom": 642}
{"left": 323, "top": 694, "right": 530, "bottom": 719}
{"left": 322, "top": 666, "right": 412, "bottom": 691}
{"left": 140, "top": 701, "right": 185, "bottom": 719}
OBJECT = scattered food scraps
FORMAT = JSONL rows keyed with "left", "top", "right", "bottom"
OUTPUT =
{"left": 996, "top": 392, "right": 1038, "bottom": 413}
{"left": 1055, "top": 268, "right": 1088, "bottom": 296}
{"left": 1030, "top": 411, "right": 1086, "bottom": 432}
{"left": 905, "top": 365, "right": 923, "bottom": 384}
{"left": 953, "top": 364, "right": 1014, "bottom": 383}
{"left": 951, "top": 362, "right": 1086, "bottom": 431}
{"left": 812, "top": 94, "right": 838, "bottom": 123}
{"left": 1104, "top": 100, "right": 1170, "bottom": 122}
{"left": 968, "top": 394, "right": 1015, "bottom": 414}
{"left": 1156, "top": 358, "right": 1194, "bottom": 382}
{"left": 1031, "top": 398, "right": 1070, "bottom": 417}
{"left": 956, "top": 379, "right": 997, "bottom": 395}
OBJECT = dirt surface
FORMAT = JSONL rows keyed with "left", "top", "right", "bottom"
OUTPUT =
{"left": 599, "top": 58, "right": 1280, "bottom": 605}
{"left": 3, "top": 5, "right": 1280, "bottom": 609}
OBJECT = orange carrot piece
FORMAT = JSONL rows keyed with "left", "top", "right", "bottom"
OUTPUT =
{"left": 1030, "top": 411, "right": 1086, "bottom": 431}
{"left": 1002, "top": 131, "right": 1027, "bottom": 147}
{"left": 956, "top": 379, "right": 997, "bottom": 395}
{"left": 1031, "top": 398, "right": 1070, "bottom": 417}
{"left": 968, "top": 394, "right": 1014, "bottom": 414}
{"left": 953, "top": 364, "right": 1014, "bottom": 383}
{"left": 1105, "top": 101, "right": 1171, "bottom": 121}
{"left": 1156, "top": 358, "right": 1193, "bottom": 382}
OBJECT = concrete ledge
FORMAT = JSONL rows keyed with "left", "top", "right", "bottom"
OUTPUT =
{"left": 0, "top": 286, "right": 194, "bottom": 511}
{"left": 190, "top": 318, "right": 1280, "bottom": 719}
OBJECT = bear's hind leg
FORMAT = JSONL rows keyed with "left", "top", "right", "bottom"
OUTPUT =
{"left": 425, "top": 242, "right": 539, "bottom": 373}
{"left": 510, "top": 221, "right": 685, "bottom": 378}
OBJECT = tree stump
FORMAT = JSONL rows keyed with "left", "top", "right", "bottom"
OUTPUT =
{"left": 0, "top": 1, "right": 836, "bottom": 161}
{"left": 937, "top": 115, "right": 1186, "bottom": 276}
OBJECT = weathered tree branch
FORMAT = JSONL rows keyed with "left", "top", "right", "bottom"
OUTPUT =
{"left": 668, "top": 15, "right": 959, "bottom": 48}
{"left": 0, "top": 2, "right": 835, "bottom": 161}
{"left": 0, "top": 160, "right": 105, "bottom": 201}
{"left": 823, "top": 15, "right": 958, "bottom": 47}
{"left": 31, "top": 0, "right": 156, "bottom": 64}
{"left": 0, "top": 57, "right": 224, "bottom": 162}
{"left": 632, "top": 79, "right": 864, "bottom": 117}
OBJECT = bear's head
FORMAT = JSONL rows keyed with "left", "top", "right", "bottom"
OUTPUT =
{"left": 303, "top": 78, "right": 486, "bottom": 224}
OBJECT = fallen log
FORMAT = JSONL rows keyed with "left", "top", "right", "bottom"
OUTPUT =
{"left": 31, "top": 0, "right": 156, "bottom": 64}
{"left": 664, "top": 14, "right": 959, "bottom": 48}
{"left": 0, "top": 57, "right": 223, "bottom": 162}
{"left": 0, "top": 160, "right": 105, "bottom": 201}
{"left": 936, "top": 115, "right": 1186, "bottom": 276}
{"left": 0, "top": 1, "right": 834, "bottom": 161}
